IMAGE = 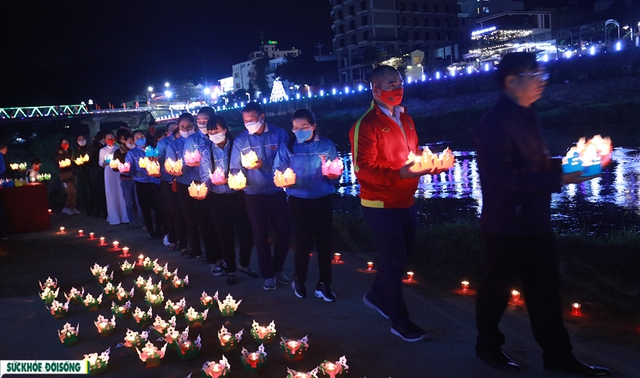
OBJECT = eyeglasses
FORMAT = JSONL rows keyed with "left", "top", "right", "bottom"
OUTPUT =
{"left": 518, "top": 71, "right": 550, "bottom": 82}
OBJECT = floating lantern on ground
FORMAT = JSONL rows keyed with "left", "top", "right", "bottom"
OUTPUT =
{"left": 145, "top": 160, "right": 161, "bottom": 176}
{"left": 99, "top": 237, "right": 106, "bottom": 246}
{"left": 83, "top": 293, "right": 102, "bottom": 311}
{"left": 511, "top": 290, "right": 521, "bottom": 304}
{"left": 250, "top": 320, "right": 276, "bottom": 344}
{"left": 58, "top": 158, "right": 72, "bottom": 168}
{"left": 133, "top": 307, "right": 153, "bottom": 328}
{"left": 109, "top": 158, "right": 121, "bottom": 170}
{"left": 571, "top": 303, "right": 582, "bottom": 316}
{"left": 97, "top": 272, "right": 113, "bottom": 287}
{"left": 562, "top": 135, "right": 612, "bottom": 176}
{"left": 210, "top": 167, "right": 227, "bottom": 185}
{"left": 57, "top": 322, "right": 80, "bottom": 347}
{"left": 274, "top": 168, "right": 297, "bottom": 188}
{"left": 461, "top": 281, "right": 470, "bottom": 293}
{"left": 152, "top": 259, "right": 164, "bottom": 275}
{"left": 332, "top": 253, "right": 343, "bottom": 264}
{"left": 135, "top": 341, "right": 167, "bottom": 368}
{"left": 144, "top": 277, "right": 161, "bottom": 293}
{"left": 83, "top": 348, "right": 110, "bottom": 376}
{"left": 201, "top": 356, "right": 231, "bottom": 378}
{"left": 133, "top": 276, "right": 147, "bottom": 290}
{"left": 40, "top": 287, "right": 59, "bottom": 305}
{"left": 151, "top": 315, "right": 176, "bottom": 336}
{"left": 117, "top": 161, "right": 130, "bottom": 174}
{"left": 78, "top": 229, "right": 84, "bottom": 237}
{"left": 59, "top": 226, "right": 65, "bottom": 233}
{"left": 142, "top": 257, "right": 153, "bottom": 271}
{"left": 319, "top": 356, "right": 349, "bottom": 378}
{"left": 112, "top": 241, "right": 120, "bottom": 251}
{"left": 188, "top": 181, "right": 208, "bottom": 199}
{"left": 200, "top": 291, "right": 216, "bottom": 309}
{"left": 47, "top": 300, "right": 70, "bottom": 319}
{"left": 120, "top": 260, "right": 134, "bottom": 275}
{"left": 39, "top": 277, "right": 58, "bottom": 290}
{"left": 280, "top": 335, "right": 309, "bottom": 361}
{"left": 48, "top": 208, "right": 52, "bottom": 214}
{"left": 119, "top": 329, "right": 148, "bottom": 350}
{"left": 218, "top": 325, "right": 243, "bottom": 352}
{"left": 214, "top": 292, "right": 242, "bottom": 317}
{"left": 321, "top": 157, "right": 344, "bottom": 177}
{"left": 94, "top": 315, "right": 116, "bottom": 337}
{"left": 172, "top": 274, "right": 189, "bottom": 290}
{"left": 184, "top": 149, "right": 201, "bottom": 166}
{"left": 287, "top": 367, "right": 319, "bottom": 378}
{"left": 89, "top": 232, "right": 95, "bottom": 240}
{"left": 111, "top": 300, "right": 132, "bottom": 319}
{"left": 64, "top": 287, "right": 84, "bottom": 305}
{"left": 165, "top": 298, "right": 186, "bottom": 317}
{"left": 102, "top": 282, "right": 117, "bottom": 298}
{"left": 162, "top": 326, "right": 180, "bottom": 344}
{"left": 120, "top": 247, "right": 130, "bottom": 257}
{"left": 227, "top": 171, "right": 247, "bottom": 190}
{"left": 185, "top": 307, "right": 209, "bottom": 327}
{"left": 241, "top": 150, "right": 260, "bottom": 169}
{"left": 136, "top": 254, "right": 145, "bottom": 266}
{"left": 240, "top": 345, "right": 267, "bottom": 372}
{"left": 161, "top": 266, "right": 175, "bottom": 282}
{"left": 145, "top": 290, "right": 164, "bottom": 308}
{"left": 164, "top": 157, "right": 183, "bottom": 175}
{"left": 175, "top": 326, "right": 202, "bottom": 360}
{"left": 90, "top": 263, "right": 109, "bottom": 278}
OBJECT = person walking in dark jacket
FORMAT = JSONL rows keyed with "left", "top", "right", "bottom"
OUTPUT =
{"left": 73, "top": 134, "right": 93, "bottom": 215}
{"left": 89, "top": 132, "right": 107, "bottom": 218}
{"left": 55, "top": 138, "right": 78, "bottom": 215}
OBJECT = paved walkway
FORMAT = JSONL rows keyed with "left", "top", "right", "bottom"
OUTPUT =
{"left": 0, "top": 214, "right": 638, "bottom": 377}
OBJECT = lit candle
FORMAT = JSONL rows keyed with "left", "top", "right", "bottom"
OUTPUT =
{"left": 333, "top": 253, "right": 343, "bottom": 264}
{"left": 89, "top": 232, "right": 95, "bottom": 240}
{"left": 367, "top": 261, "right": 374, "bottom": 271}
{"left": 122, "top": 247, "right": 129, "bottom": 256}
{"left": 571, "top": 302, "right": 582, "bottom": 316}
{"left": 99, "top": 237, "right": 105, "bottom": 246}
{"left": 137, "top": 254, "right": 144, "bottom": 266}
{"left": 461, "top": 280, "right": 470, "bottom": 292}
{"left": 511, "top": 290, "right": 521, "bottom": 303}
{"left": 406, "top": 271, "right": 414, "bottom": 282}
{"left": 112, "top": 241, "right": 119, "bottom": 250}
{"left": 59, "top": 226, "right": 65, "bottom": 233}
{"left": 48, "top": 209, "right": 52, "bottom": 214}
{"left": 78, "top": 229, "right": 84, "bottom": 236}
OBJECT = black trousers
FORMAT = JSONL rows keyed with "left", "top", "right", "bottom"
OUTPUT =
{"left": 208, "top": 191, "right": 254, "bottom": 273}
{"left": 290, "top": 195, "right": 333, "bottom": 285}
{"left": 134, "top": 181, "right": 163, "bottom": 236}
{"left": 89, "top": 167, "right": 107, "bottom": 217}
{"left": 476, "top": 232, "right": 573, "bottom": 361}
{"left": 176, "top": 182, "right": 220, "bottom": 260}
{"left": 160, "top": 180, "right": 187, "bottom": 249}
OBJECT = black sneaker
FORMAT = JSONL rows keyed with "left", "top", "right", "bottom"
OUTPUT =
{"left": 292, "top": 279, "right": 307, "bottom": 299}
{"left": 314, "top": 282, "right": 336, "bottom": 303}
{"left": 390, "top": 319, "right": 429, "bottom": 342}
{"left": 362, "top": 292, "right": 390, "bottom": 319}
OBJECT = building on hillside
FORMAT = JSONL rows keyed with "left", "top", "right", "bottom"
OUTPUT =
{"left": 232, "top": 41, "right": 300, "bottom": 93}
{"left": 330, "top": 0, "right": 459, "bottom": 83}
{"left": 457, "top": 0, "right": 524, "bottom": 48}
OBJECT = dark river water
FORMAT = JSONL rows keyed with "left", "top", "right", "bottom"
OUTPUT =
{"left": 333, "top": 145, "right": 640, "bottom": 235}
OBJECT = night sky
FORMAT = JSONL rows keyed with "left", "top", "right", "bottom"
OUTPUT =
{"left": 0, "top": 0, "right": 334, "bottom": 107}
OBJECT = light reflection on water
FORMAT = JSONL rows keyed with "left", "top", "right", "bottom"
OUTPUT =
{"left": 335, "top": 147, "right": 640, "bottom": 232}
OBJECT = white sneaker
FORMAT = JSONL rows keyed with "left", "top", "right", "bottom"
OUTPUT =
{"left": 71, "top": 208, "right": 80, "bottom": 214}
{"left": 61, "top": 208, "right": 74, "bottom": 215}
{"left": 163, "top": 234, "right": 170, "bottom": 246}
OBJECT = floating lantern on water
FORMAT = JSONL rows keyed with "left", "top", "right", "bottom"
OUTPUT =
{"left": 78, "top": 229, "right": 84, "bottom": 237}
{"left": 151, "top": 315, "right": 176, "bottom": 336}
{"left": 112, "top": 241, "right": 120, "bottom": 251}
{"left": 571, "top": 303, "right": 582, "bottom": 316}
{"left": 319, "top": 356, "right": 349, "bottom": 378}
{"left": 200, "top": 291, "right": 216, "bottom": 309}
{"left": 184, "top": 149, "right": 201, "bottom": 166}
{"left": 562, "top": 135, "right": 612, "bottom": 176}
{"left": 164, "top": 157, "right": 183, "bottom": 175}
{"left": 240, "top": 345, "right": 267, "bottom": 373}
{"left": 47, "top": 300, "right": 70, "bottom": 319}
{"left": 94, "top": 314, "right": 116, "bottom": 337}
{"left": 188, "top": 181, "right": 208, "bottom": 199}
{"left": 115, "top": 284, "right": 135, "bottom": 302}
{"left": 89, "top": 232, "right": 95, "bottom": 240}
{"left": 120, "top": 260, "right": 134, "bottom": 275}
{"left": 218, "top": 325, "right": 243, "bottom": 352}
{"left": 57, "top": 322, "right": 80, "bottom": 347}
{"left": 201, "top": 355, "right": 231, "bottom": 378}
{"left": 117, "top": 161, "right": 130, "bottom": 174}
{"left": 185, "top": 307, "right": 209, "bottom": 327}
{"left": 250, "top": 320, "right": 276, "bottom": 344}
{"left": 172, "top": 274, "right": 189, "bottom": 290}
{"left": 511, "top": 290, "right": 521, "bottom": 304}
{"left": 280, "top": 335, "right": 309, "bottom": 361}
{"left": 286, "top": 367, "right": 319, "bottom": 378}
{"left": 241, "top": 150, "right": 260, "bottom": 169}
{"left": 83, "top": 293, "right": 102, "bottom": 311}
{"left": 58, "top": 158, "right": 72, "bottom": 168}
{"left": 175, "top": 326, "right": 202, "bottom": 360}
{"left": 102, "top": 282, "right": 117, "bottom": 298}
{"left": 214, "top": 292, "right": 242, "bottom": 317}
{"left": 40, "top": 287, "right": 59, "bottom": 305}
{"left": 332, "top": 253, "right": 343, "bottom": 264}
{"left": 59, "top": 226, "right": 65, "bottom": 233}
{"left": 109, "top": 158, "right": 121, "bottom": 170}
{"left": 99, "top": 237, "right": 106, "bottom": 246}
{"left": 119, "top": 329, "right": 148, "bottom": 350}
{"left": 407, "top": 147, "right": 455, "bottom": 173}
{"left": 111, "top": 300, "right": 132, "bottom": 318}
{"left": 135, "top": 341, "right": 167, "bottom": 368}
{"left": 165, "top": 298, "right": 186, "bottom": 317}
{"left": 274, "top": 168, "right": 297, "bottom": 188}
{"left": 227, "top": 171, "right": 247, "bottom": 190}
{"left": 83, "top": 348, "right": 110, "bottom": 376}
{"left": 64, "top": 287, "right": 84, "bottom": 305}
{"left": 142, "top": 257, "right": 153, "bottom": 271}
{"left": 132, "top": 307, "right": 153, "bottom": 328}
{"left": 321, "top": 156, "right": 344, "bottom": 177}
{"left": 39, "top": 277, "right": 58, "bottom": 291}
{"left": 145, "top": 160, "right": 161, "bottom": 176}
{"left": 210, "top": 167, "right": 227, "bottom": 185}
{"left": 145, "top": 290, "right": 164, "bottom": 308}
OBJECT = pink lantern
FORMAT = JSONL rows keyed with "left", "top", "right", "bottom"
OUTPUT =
{"left": 321, "top": 157, "right": 344, "bottom": 177}
{"left": 210, "top": 167, "right": 227, "bottom": 185}
{"left": 184, "top": 149, "right": 201, "bottom": 166}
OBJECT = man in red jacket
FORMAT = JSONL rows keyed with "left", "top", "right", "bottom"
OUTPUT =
{"left": 349, "top": 65, "right": 441, "bottom": 342}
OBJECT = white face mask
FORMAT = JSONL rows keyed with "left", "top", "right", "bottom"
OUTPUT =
{"left": 179, "top": 130, "right": 195, "bottom": 139}
{"left": 244, "top": 121, "right": 262, "bottom": 134}
{"left": 78, "top": 140, "right": 86, "bottom": 147}
{"left": 125, "top": 142, "right": 136, "bottom": 149}
{"left": 209, "top": 132, "right": 226, "bottom": 144}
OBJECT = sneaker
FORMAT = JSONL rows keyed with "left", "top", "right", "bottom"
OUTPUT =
{"left": 314, "top": 282, "right": 336, "bottom": 303}
{"left": 292, "top": 279, "right": 307, "bottom": 299}
{"left": 390, "top": 319, "right": 429, "bottom": 342}
{"left": 363, "top": 292, "right": 390, "bottom": 319}
{"left": 211, "top": 265, "right": 225, "bottom": 277}
{"left": 71, "top": 208, "right": 81, "bottom": 214}
{"left": 275, "top": 271, "right": 291, "bottom": 285}
{"left": 61, "top": 208, "right": 74, "bottom": 215}
{"left": 238, "top": 265, "right": 260, "bottom": 279}
{"left": 226, "top": 273, "right": 237, "bottom": 285}
{"left": 163, "top": 234, "right": 170, "bottom": 246}
{"left": 263, "top": 277, "right": 276, "bottom": 291}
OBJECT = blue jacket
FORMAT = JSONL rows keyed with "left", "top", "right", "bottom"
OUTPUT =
{"left": 474, "top": 94, "right": 562, "bottom": 235}
{"left": 184, "top": 130, "right": 211, "bottom": 182}
{"left": 166, "top": 136, "right": 196, "bottom": 186}
{"left": 199, "top": 138, "right": 235, "bottom": 195}
{"left": 273, "top": 134, "right": 339, "bottom": 199}
{"left": 229, "top": 124, "right": 289, "bottom": 195}
{"left": 156, "top": 135, "right": 175, "bottom": 183}
{"left": 125, "top": 146, "right": 160, "bottom": 184}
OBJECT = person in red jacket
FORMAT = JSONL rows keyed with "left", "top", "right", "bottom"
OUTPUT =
{"left": 349, "top": 65, "right": 442, "bottom": 342}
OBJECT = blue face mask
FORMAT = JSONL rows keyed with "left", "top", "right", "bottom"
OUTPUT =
{"left": 135, "top": 138, "right": 146, "bottom": 148}
{"left": 294, "top": 129, "right": 313, "bottom": 143}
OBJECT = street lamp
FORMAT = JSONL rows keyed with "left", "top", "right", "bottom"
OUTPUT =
{"left": 203, "top": 87, "right": 211, "bottom": 104}
{"left": 147, "top": 87, "right": 153, "bottom": 107}
{"left": 165, "top": 82, "right": 170, "bottom": 88}
{"left": 164, "top": 90, "right": 172, "bottom": 110}
{"left": 88, "top": 99, "right": 94, "bottom": 111}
